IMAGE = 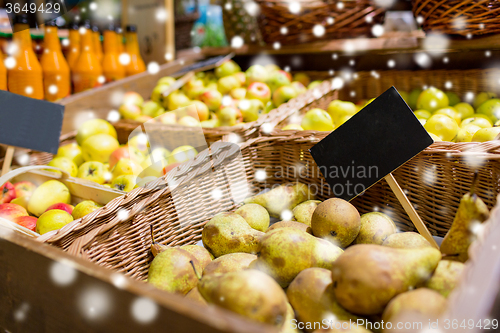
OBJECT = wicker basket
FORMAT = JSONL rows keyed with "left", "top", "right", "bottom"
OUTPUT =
{"left": 222, "top": 0, "right": 265, "bottom": 45}
{"left": 175, "top": 0, "right": 199, "bottom": 50}
{"left": 255, "top": 0, "right": 386, "bottom": 45}
{"left": 412, "top": 0, "right": 500, "bottom": 36}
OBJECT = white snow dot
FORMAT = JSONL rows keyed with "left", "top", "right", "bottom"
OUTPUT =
{"left": 373, "top": 206, "right": 379, "bottom": 212}
{"left": 422, "top": 165, "right": 437, "bottom": 186}
{"left": 337, "top": 2, "right": 344, "bottom": 9}
{"left": 107, "top": 110, "right": 121, "bottom": 122}
{"left": 493, "top": 245, "right": 497, "bottom": 250}
{"left": 255, "top": 169, "right": 267, "bottom": 181}
{"left": 244, "top": 1, "right": 259, "bottom": 16}
{"left": 165, "top": 52, "right": 173, "bottom": 61}
{"left": 61, "top": 39, "right": 70, "bottom": 47}
{"left": 148, "top": 62, "right": 160, "bottom": 74}
{"left": 485, "top": 50, "right": 491, "bottom": 57}
{"left": 281, "top": 209, "right": 293, "bottom": 221}
{"left": 224, "top": 2, "right": 232, "bottom": 10}
{"left": 79, "top": 287, "right": 111, "bottom": 321}
{"left": 50, "top": 260, "right": 77, "bottom": 286}
{"left": 111, "top": 273, "right": 128, "bottom": 289}
{"left": 48, "top": 85, "right": 58, "bottom": 95}
{"left": 414, "top": 52, "right": 432, "bottom": 69}
{"left": 156, "top": 9, "right": 167, "bottom": 21}
{"left": 387, "top": 59, "right": 396, "bottom": 68}
{"left": 349, "top": 59, "right": 355, "bottom": 66}
{"left": 4, "top": 57, "right": 16, "bottom": 69}
{"left": 443, "top": 57, "right": 449, "bottom": 63}
{"left": 416, "top": 16, "right": 424, "bottom": 24}
{"left": 211, "top": 188, "right": 223, "bottom": 200}
{"left": 329, "top": 70, "right": 334, "bottom": 76}
{"left": 273, "top": 42, "right": 281, "bottom": 50}
{"left": 118, "top": 209, "right": 129, "bottom": 221}
{"left": 25, "top": 86, "right": 33, "bottom": 95}
{"left": 452, "top": 16, "right": 467, "bottom": 31}
{"left": 131, "top": 298, "right": 158, "bottom": 324}
{"left": 423, "top": 33, "right": 450, "bottom": 55}
{"left": 313, "top": 89, "right": 322, "bottom": 99}
{"left": 79, "top": 27, "right": 87, "bottom": 35}
{"left": 371, "top": 24, "right": 384, "bottom": 37}
{"left": 119, "top": 53, "right": 131, "bottom": 66}
{"left": 350, "top": 91, "right": 356, "bottom": 97}
{"left": 365, "top": 16, "right": 373, "bottom": 23}
{"left": 221, "top": 95, "right": 233, "bottom": 106}
{"left": 445, "top": 81, "right": 452, "bottom": 89}
{"left": 261, "top": 122, "right": 274, "bottom": 133}
{"left": 98, "top": 76, "right": 106, "bottom": 84}
{"left": 13, "top": 303, "right": 29, "bottom": 322}
{"left": 231, "top": 36, "right": 244, "bottom": 48}
{"left": 331, "top": 77, "right": 344, "bottom": 89}
{"left": 313, "top": 25, "right": 326, "bottom": 37}
{"left": 289, "top": 1, "right": 301, "bottom": 14}
{"left": 280, "top": 27, "right": 288, "bottom": 35}
{"left": 479, "top": 23, "right": 485, "bottom": 29}
{"left": 465, "top": 92, "right": 474, "bottom": 102}
{"left": 374, "top": 0, "right": 396, "bottom": 8}
{"left": 327, "top": 17, "right": 334, "bottom": 25}
{"left": 89, "top": 2, "right": 97, "bottom": 10}
{"left": 466, "top": 33, "right": 472, "bottom": 39}
{"left": 16, "top": 153, "right": 30, "bottom": 166}
{"left": 332, "top": 53, "right": 338, "bottom": 60}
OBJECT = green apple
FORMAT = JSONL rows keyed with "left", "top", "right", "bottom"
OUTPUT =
{"left": 474, "top": 92, "right": 497, "bottom": 109}
{"left": 48, "top": 157, "right": 78, "bottom": 177}
{"left": 28, "top": 180, "right": 71, "bottom": 217}
{"left": 267, "top": 70, "right": 291, "bottom": 93}
{"left": 454, "top": 102, "right": 475, "bottom": 119}
{"left": 168, "top": 146, "right": 198, "bottom": 164}
{"left": 72, "top": 200, "right": 102, "bottom": 220}
{"left": 111, "top": 158, "right": 143, "bottom": 180}
{"left": 301, "top": 108, "right": 335, "bottom": 131}
{"left": 186, "top": 101, "right": 209, "bottom": 122}
{"left": 264, "top": 101, "right": 275, "bottom": 113}
{"left": 292, "top": 73, "right": 310, "bottom": 87}
{"left": 455, "top": 124, "right": 481, "bottom": 142}
{"left": 178, "top": 116, "right": 200, "bottom": 127}
{"left": 238, "top": 99, "right": 264, "bottom": 122}
{"left": 472, "top": 127, "right": 500, "bottom": 142}
{"left": 307, "top": 81, "right": 322, "bottom": 90}
{"left": 446, "top": 91, "right": 461, "bottom": 106}
{"left": 417, "top": 87, "right": 449, "bottom": 112}
{"left": 408, "top": 89, "right": 422, "bottom": 110}
{"left": 167, "top": 91, "right": 191, "bottom": 111}
{"left": 414, "top": 110, "right": 432, "bottom": 120}
{"left": 477, "top": 98, "right": 500, "bottom": 122}
{"left": 217, "top": 75, "right": 241, "bottom": 95}
{"left": 246, "top": 82, "right": 271, "bottom": 104}
{"left": 245, "top": 65, "right": 269, "bottom": 85}
{"left": 151, "top": 84, "right": 170, "bottom": 105}
{"left": 36, "top": 209, "right": 74, "bottom": 235}
{"left": 78, "top": 161, "right": 106, "bottom": 184}
{"left": 157, "top": 76, "right": 176, "bottom": 86}
{"left": 272, "top": 85, "right": 297, "bottom": 107}
{"left": 81, "top": 134, "right": 120, "bottom": 163}
{"left": 111, "top": 175, "right": 136, "bottom": 192}
{"left": 291, "top": 81, "right": 307, "bottom": 95}
{"left": 327, "top": 100, "right": 358, "bottom": 124}
{"left": 215, "top": 60, "right": 241, "bottom": 78}
{"left": 56, "top": 143, "right": 84, "bottom": 166}
{"left": 230, "top": 87, "right": 247, "bottom": 100}
{"left": 182, "top": 78, "right": 205, "bottom": 99}
{"left": 158, "top": 111, "right": 177, "bottom": 124}
{"left": 264, "top": 64, "right": 280, "bottom": 73}
{"left": 145, "top": 147, "right": 171, "bottom": 163}
{"left": 200, "top": 90, "right": 223, "bottom": 111}
{"left": 217, "top": 107, "right": 240, "bottom": 126}
{"left": 140, "top": 158, "right": 169, "bottom": 178}
{"left": 233, "top": 72, "right": 246, "bottom": 86}
{"left": 201, "top": 119, "right": 219, "bottom": 128}
{"left": 461, "top": 115, "right": 493, "bottom": 129}
{"left": 119, "top": 104, "right": 142, "bottom": 120}
{"left": 76, "top": 119, "right": 117, "bottom": 145}
{"left": 142, "top": 100, "right": 165, "bottom": 118}
{"left": 122, "top": 91, "right": 144, "bottom": 107}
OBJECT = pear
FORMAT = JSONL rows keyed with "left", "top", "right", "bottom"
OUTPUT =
{"left": 311, "top": 198, "right": 361, "bottom": 248}
{"left": 382, "top": 288, "right": 447, "bottom": 332}
{"left": 252, "top": 228, "right": 343, "bottom": 287}
{"left": 331, "top": 244, "right": 441, "bottom": 315}
{"left": 234, "top": 203, "right": 270, "bottom": 232}
{"left": 382, "top": 232, "right": 432, "bottom": 249}
{"left": 244, "top": 183, "right": 314, "bottom": 218}
{"left": 354, "top": 212, "right": 397, "bottom": 245}
{"left": 424, "top": 260, "right": 465, "bottom": 297}
{"left": 203, "top": 253, "right": 257, "bottom": 276}
{"left": 267, "top": 221, "right": 312, "bottom": 234}
{"left": 292, "top": 200, "right": 321, "bottom": 226}
{"left": 185, "top": 286, "right": 207, "bottom": 305}
{"left": 180, "top": 244, "right": 213, "bottom": 270}
{"left": 202, "top": 212, "right": 264, "bottom": 257}
{"left": 147, "top": 248, "right": 202, "bottom": 295}
{"left": 280, "top": 303, "right": 300, "bottom": 333}
{"left": 198, "top": 269, "right": 288, "bottom": 326}
{"left": 440, "top": 192, "right": 489, "bottom": 262}
{"left": 287, "top": 268, "right": 362, "bottom": 332}
{"left": 28, "top": 180, "right": 71, "bottom": 217}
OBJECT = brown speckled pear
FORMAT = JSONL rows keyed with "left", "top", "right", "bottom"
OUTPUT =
{"left": 353, "top": 212, "right": 397, "bottom": 245}
{"left": 234, "top": 203, "right": 270, "bottom": 232}
{"left": 425, "top": 260, "right": 465, "bottom": 297}
{"left": 252, "top": 228, "right": 343, "bottom": 288}
{"left": 267, "top": 221, "right": 313, "bottom": 234}
{"left": 331, "top": 244, "right": 441, "bottom": 315}
{"left": 147, "top": 248, "right": 202, "bottom": 295}
{"left": 311, "top": 198, "right": 361, "bottom": 248}
{"left": 440, "top": 192, "right": 490, "bottom": 263}
{"left": 244, "top": 183, "right": 314, "bottom": 218}
{"left": 382, "top": 232, "right": 432, "bottom": 249}
{"left": 293, "top": 200, "right": 322, "bottom": 226}
{"left": 180, "top": 244, "right": 213, "bottom": 271}
{"left": 185, "top": 286, "right": 207, "bottom": 305}
{"left": 287, "top": 268, "right": 362, "bottom": 332}
{"left": 202, "top": 253, "right": 257, "bottom": 276}
{"left": 202, "top": 212, "right": 264, "bottom": 258}
{"left": 198, "top": 269, "right": 288, "bottom": 326}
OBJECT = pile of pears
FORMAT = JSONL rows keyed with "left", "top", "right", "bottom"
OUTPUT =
{"left": 147, "top": 182, "right": 489, "bottom": 332}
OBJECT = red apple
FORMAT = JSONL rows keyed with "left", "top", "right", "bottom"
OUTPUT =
{"left": 14, "top": 216, "right": 37, "bottom": 232}
{"left": 0, "top": 182, "right": 16, "bottom": 204}
{"left": 162, "top": 162, "right": 182, "bottom": 175}
{"left": 0, "top": 203, "right": 28, "bottom": 221}
{"left": 14, "top": 181, "right": 36, "bottom": 198}
{"left": 246, "top": 82, "right": 271, "bottom": 104}
{"left": 279, "top": 70, "right": 292, "bottom": 82}
{"left": 109, "top": 146, "right": 144, "bottom": 169}
{"left": 45, "top": 203, "right": 74, "bottom": 215}
{"left": 200, "top": 90, "right": 222, "bottom": 111}
{"left": 232, "top": 72, "right": 246, "bottom": 86}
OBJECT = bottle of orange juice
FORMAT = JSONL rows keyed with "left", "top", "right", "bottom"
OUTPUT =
{"left": 8, "top": 14, "right": 44, "bottom": 99}
{"left": 92, "top": 25, "right": 103, "bottom": 64}
{"left": 116, "top": 27, "right": 125, "bottom": 55}
{"left": 41, "top": 21, "right": 70, "bottom": 101}
{"left": 102, "top": 25, "right": 125, "bottom": 82}
{"left": 124, "top": 25, "right": 146, "bottom": 76}
{"left": 72, "top": 22, "right": 103, "bottom": 93}
{"left": 0, "top": 49, "right": 7, "bottom": 90}
{"left": 66, "top": 23, "right": 80, "bottom": 70}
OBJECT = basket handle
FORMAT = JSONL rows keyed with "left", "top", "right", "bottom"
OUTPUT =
{"left": 0, "top": 165, "right": 70, "bottom": 186}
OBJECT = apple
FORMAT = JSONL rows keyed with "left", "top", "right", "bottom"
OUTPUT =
{"left": 471, "top": 127, "right": 500, "bottom": 142}
{"left": 0, "top": 182, "right": 16, "bottom": 204}
{"left": 11, "top": 196, "right": 30, "bottom": 209}
{"left": 167, "top": 91, "right": 191, "bottom": 111}
{"left": 201, "top": 119, "right": 219, "bottom": 128}
{"left": 245, "top": 65, "right": 269, "bottom": 85}
{"left": 477, "top": 99, "right": 500, "bottom": 123}
{"left": 230, "top": 87, "right": 247, "bottom": 100}
{"left": 48, "top": 157, "right": 78, "bottom": 177}
{"left": 293, "top": 73, "right": 310, "bottom": 87}
{"left": 291, "top": 81, "right": 307, "bottom": 95}
{"left": 162, "top": 162, "right": 182, "bottom": 175}
{"left": 142, "top": 100, "right": 165, "bottom": 118}
{"left": 233, "top": 72, "right": 246, "bottom": 86}
{"left": 215, "top": 60, "right": 241, "bottom": 78}
{"left": 246, "top": 82, "right": 271, "bottom": 104}
{"left": 267, "top": 71, "right": 291, "bottom": 93}
{"left": 28, "top": 180, "right": 71, "bottom": 217}
{"left": 218, "top": 75, "right": 241, "bottom": 95}
{"left": 111, "top": 158, "right": 143, "bottom": 179}
{"left": 151, "top": 84, "right": 170, "bottom": 105}
{"left": 157, "top": 76, "right": 177, "bottom": 86}
{"left": 336, "top": 115, "right": 353, "bottom": 127}
{"left": 272, "top": 85, "right": 298, "bottom": 107}
{"left": 183, "top": 78, "right": 205, "bottom": 99}
{"left": 128, "top": 134, "right": 150, "bottom": 155}
{"left": 134, "top": 115, "right": 154, "bottom": 123}
{"left": 474, "top": 92, "right": 497, "bottom": 109}
{"left": 217, "top": 106, "right": 241, "bottom": 126}
{"left": 72, "top": 200, "right": 102, "bottom": 220}
{"left": 301, "top": 108, "right": 335, "bottom": 131}
{"left": 111, "top": 175, "right": 136, "bottom": 192}
{"left": 135, "top": 176, "right": 158, "bottom": 188}
{"left": 205, "top": 82, "right": 218, "bottom": 92}
{"left": 178, "top": 116, "right": 201, "bottom": 127}
{"left": 168, "top": 146, "right": 198, "bottom": 164}
{"left": 109, "top": 146, "right": 144, "bottom": 169}
{"left": 14, "top": 215, "right": 37, "bottom": 232}
{"left": 454, "top": 103, "right": 475, "bottom": 120}
{"left": 200, "top": 90, "right": 223, "bottom": 111}
{"left": 36, "top": 209, "right": 74, "bottom": 235}
{"left": 81, "top": 134, "right": 120, "bottom": 163}
{"left": 327, "top": 100, "right": 358, "bottom": 124}
{"left": 57, "top": 143, "right": 84, "bottom": 166}
{"left": 119, "top": 103, "right": 142, "bottom": 120}
{"left": 0, "top": 203, "right": 28, "bottom": 221}
{"left": 282, "top": 124, "right": 304, "bottom": 131}
{"left": 123, "top": 91, "right": 144, "bottom": 107}
{"left": 140, "top": 159, "right": 169, "bottom": 178}
{"left": 446, "top": 91, "right": 461, "bottom": 106}
{"left": 264, "top": 64, "right": 280, "bottom": 73}
{"left": 45, "top": 203, "right": 74, "bottom": 215}
{"left": 264, "top": 101, "right": 275, "bottom": 113}
{"left": 307, "top": 81, "right": 322, "bottom": 90}
{"left": 76, "top": 119, "right": 117, "bottom": 145}
{"left": 456, "top": 124, "right": 481, "bottom": 142}
{"left": 238, "top": 99, "right": 264, "bottom": 122}
{"left": 158, "top": 111, "right": 177, "bottom": 124}
{"left": 78, "top": 161, "right": 106, "bottom": 184}
{"left": 461, "top": 115, "right": 493, "bottom": 129}
{"left": 186, "top": 101, "right": 209, "bottom": 121}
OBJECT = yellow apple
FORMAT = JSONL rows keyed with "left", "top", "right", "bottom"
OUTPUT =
{"left": 56, "top": 143, "right": 84, "bottom": 166}
{"left": 111, "top": 175, "right": 136, "bottom": 192}
{"left": 81, "top": 134, "right": 120, "bottom": 163}
{"left": 72, "top": 200, "right": 102, "bottom": 220}
{"left": 128, "top": 134, "right": 150, "bottom": 155}
{"left": 327, "top": 100, "right": 357, "bottom": 124}
{"left": 112, "top": 158, "right": 143, "bottom": 179}
{"left": 168, "top": 146, "right": 198, "bottom": 164}
{"left": 301, "top": 108, "right": 334, "bottom": 131}
{"left": 471, "top": 127, "right": 500, "bottom": 142}
{"left": 28, "top": 180, "right": 71, "bottom": 217}
{"left": 36, "top": 209, "right": 74, "bottom": 235}
{"left": 76, "top": 119, "right": 117, "bottom": 145}
{"left": 78, "top": 161, "right": 106, "bottom": 184}
{"left": 48, "top": 157, "right": 78, "bottom": 177}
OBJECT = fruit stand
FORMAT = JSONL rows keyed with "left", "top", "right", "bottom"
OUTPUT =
{"left": 1, "top": 1, "right": 500, "bottom": 332}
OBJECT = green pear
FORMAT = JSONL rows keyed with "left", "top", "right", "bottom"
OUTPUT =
{"left": 292, "top": 200, "right": 321, "bottom": 227}
{"left": 441, "top": 192, "right": 489, "bottom": 262}
{"left": 252, "top": 228, "right": 343, "bottom": 287}
{"left": 331, "top": 244, "right": 442, "bottom": 315}
{"left": 353, "top": 212, "right": 397, "bottom": 245}
{"left": 198, "top": 269, "right": 287, "bottom": 326}
{"left": 280, "top": 303, "right": 300, "bottom": 333}
{"left": 424, "top": 260, "right": 465, "bottom": 297}
{"left": 147, "top": 248, "right": 202, "bottom": 295}
{"left": 180, "top": 244, "right": 213, "bottom": 271}
{"left": 311, "top": 198, "right": 361, "bottom": 248}
{"left": 382, "top": 232, "right": 432, "bottom": 249}
{"left": 244, "top": 183, "right": 314, "bottom": 218}
{"left": 28, "top": 180, "right": 71, "bottom": 217}
{"left": 266, "top": 221, "right": 312, "bottom": 234}
{"left": 287, "top": 268, "right": 362, "bottom": 332}
{"left": 234, "top": 203, "right": 270, "bottom": 232}
{"left": 185, "top": 286, "right": 207, "bottom": 305}
{"left": 382, "top": 288, "right": 447, "bottom": 331}
{"left": 203, "top": 252, "right": 257, "bottom": 276}
{"left": 202, "top": 212, "right": 264, "bottom": 257}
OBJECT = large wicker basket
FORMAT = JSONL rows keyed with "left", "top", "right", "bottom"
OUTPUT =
{"left": 412, "top": 0, "right": 500, "bottom": 37}
{"left": 222, "top": 0, "right": 265, "bottom": 45}
{"left": 255, "top": 0, "right": 387, "bottom": 45}
{"left": 175, "top": 0, "right": 199, "bottom": 50}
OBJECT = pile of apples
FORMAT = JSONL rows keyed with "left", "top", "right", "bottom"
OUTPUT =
{"left": 47, "top": 118, "right": 198, "bottom": 192}
{"left": 284, "top": 86, "right": 500, "bottom": 143}
{"left": 0, "top": 179, "right": 101, "bottom": 234}
{"left": 118, "top": 60, "right": 321, "bottom": 128}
